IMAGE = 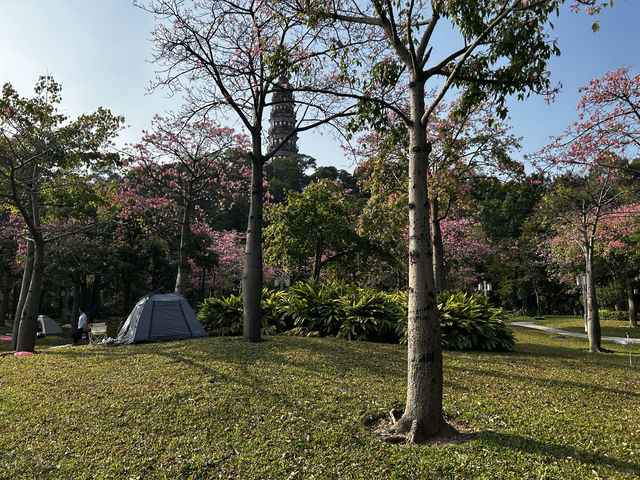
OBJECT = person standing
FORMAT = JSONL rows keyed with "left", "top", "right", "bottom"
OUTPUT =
{"left": 73, "top": 307, "right": 88, "bottom": 346}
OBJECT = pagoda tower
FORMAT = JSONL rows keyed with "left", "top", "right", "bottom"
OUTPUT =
{"left": 268, "top": 75, "right": 298, "bottom": 158}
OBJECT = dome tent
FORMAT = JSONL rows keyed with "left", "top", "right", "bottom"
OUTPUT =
{"left": 115, "top": 294, "right": 208, "bottom": 345}
{"left": 37, "top": 315, "right": 64, "bottom": 337}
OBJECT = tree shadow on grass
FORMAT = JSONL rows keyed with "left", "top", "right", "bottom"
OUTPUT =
{"left": 273, "top": 335, "right": 407, "bottom": 378}
{"left": 480, "top": 431, "right": 640, "bottom": 477}
{"left": 506, "top": 339, "right": 640, "bottom": 373}
{"left": 448, "top": 364, "right": 640, "bottom": 399}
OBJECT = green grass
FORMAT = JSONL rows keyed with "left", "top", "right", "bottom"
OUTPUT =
{"left": 513, "top": 315, "right": 640, "bottom": 340}
{"left": 0, "top": 326, "right": 639, "bottom": 479}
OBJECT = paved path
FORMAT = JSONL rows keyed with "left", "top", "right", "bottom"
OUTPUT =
{"left": 510, "top": 321, "right": 640, "bottom": 346}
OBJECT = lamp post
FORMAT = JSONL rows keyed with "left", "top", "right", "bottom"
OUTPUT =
{"left": 576, "top": 273, "right": 587, "bottom": 333}
{"left": 478, "top": 280, "right": 492, "bottom": 297}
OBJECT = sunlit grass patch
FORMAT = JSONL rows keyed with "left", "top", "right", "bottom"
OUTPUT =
{"left": 0, "top": 327, "right": 638, "bottom": 479}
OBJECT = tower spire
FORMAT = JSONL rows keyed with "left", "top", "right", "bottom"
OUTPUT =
{"left": 268, "top": 75, "right": 298, "bottom": 158}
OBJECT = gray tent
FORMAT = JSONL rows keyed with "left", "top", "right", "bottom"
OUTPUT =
{"left": 37, "top": 315, "right": 64, "bottom": 337}
{"left": 115, "top": 294, "right": 208, "bottom": 345}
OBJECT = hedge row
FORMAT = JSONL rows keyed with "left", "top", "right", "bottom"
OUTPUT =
{"left": 598, "top": 309, "right": 629, "bottom": 322}
{"left": 198, "top": 281, "right": 514, "bottom": 351}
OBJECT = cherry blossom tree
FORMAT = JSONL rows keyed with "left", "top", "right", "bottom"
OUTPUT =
{"left": 536, "top": 67, "right": 640, "bottom": 173}
{"left": 127, "top": 115, "right": 250, "bottom": 296}
{"left": 138, "top": 0, "right": 356, "bottom": 342}
{"left": 539, "top": 166, "right": 638, "bottom": 351}
{"left": 536, "top": 67, "right": 640, "bottom": 350}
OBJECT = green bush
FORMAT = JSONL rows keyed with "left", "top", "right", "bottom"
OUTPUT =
{"left": 277, "top": 280, "right": 349, "bottom": 336}
{"left": 598, "top": 309, "right": 628, "bottom": 322}
{"left": 439, "top": 291, "right": 514, "bottom": 351}
{"left": 396, "top": 291, "right": 515, "bottom": 351}
{"left": 336, "top": 288, "right": 405, "bottom": 342}
{"left": 198, "top": 293, "right": 243, "bottom": 336}
{"left": 198, "top": 289, "right": 286, "bottom": 336}
{"left": 201, "top": 282, "right": 515, "bottom": 351}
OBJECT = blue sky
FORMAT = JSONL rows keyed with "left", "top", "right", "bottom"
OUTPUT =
{"left": 0, "top": 0, "right": 637, "bottom": 171}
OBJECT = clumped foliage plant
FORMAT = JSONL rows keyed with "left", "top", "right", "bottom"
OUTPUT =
{"left": 198, "top": 289, "right": 286, "bottom": 337}
{"left": 200, "top": 280, "right": 514, "bottom": 351}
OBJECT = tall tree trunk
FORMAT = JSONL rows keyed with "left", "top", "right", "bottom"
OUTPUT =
{"left": 313, "top": 233, "right": 323, "bottom": 280}
{"left": 16, "top": 235, "right": 45, "bottom": 353}
{"left": 0, "top": 263, "right": 11, "bottom": 327}
{"left": 430, "top": 196, "right": 447, "bottom": 292}
{"left": 242, "top": 149, "right": 264, "bottom": 343}
{"left": 392, "top": 74, "right": 444, "bottom": 442}
{"left": 199, "top": 267, "right": 207, "bottom": 302}
{"left": 534, "top": 287, "right": 541, "bottom": 316}
{"left": 174, "top": 205, "right": 192, "bottom": 296}
{"left": 70, "top": 278, "right": 82, "bottom": 338}
{"left": 628, "top": 286, "right": 638, "bottom": 328}
{"left": 80, "top": 276, "right": 88, "bottom": 310}
{"left": 584, "top": 246, "right": 602, "bottom": 352}
{"left": 61, "top": 285, "right": 70, "bottom": 325}
{"left": 12, "top": 241, "right": 34, "bottom": 350}
{"left": 90, "top": 274, "right": 102, "bottom": 322}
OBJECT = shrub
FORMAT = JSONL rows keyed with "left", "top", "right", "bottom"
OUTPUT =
{"left": 277, "top": 280, "right": 350, "bottom": 336}
{"left": 336, "top": 288, "right": 404, "bottom": 342}
{"left": 201, "top": 282, "right": 515, "bottom": 351}
{"left": 397, "top": 291, "right": 515, "bottom": 351}
{"left": 198, "top": 293, "right": 243, "bottom": 336}
{"left": 598, "top": 309, "right": 628, "bottom": 322}
{"left": 198, "top": 289, "right": 286, "bottom": 336}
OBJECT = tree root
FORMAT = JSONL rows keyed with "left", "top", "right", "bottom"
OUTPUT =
{"left": 373, "top": 411, "right": 477, "bottom": 446}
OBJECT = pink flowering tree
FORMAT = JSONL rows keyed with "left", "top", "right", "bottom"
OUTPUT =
{"left": 536, "top": 67, "right": 640, "bottom": 351}
{"left": 596, "top": 204, "right": 640, "bottom": 327}
{"left": 99, "top": 179, "right": 179, "bottom": 311}
{"left": 440, "top": 215, "right": 495, "bottom": 291}
{"left": 127, "top": 115, "right": 250, "bottom": 296}
{"left": 536, "top": 67, "right": 640, "bottom": 172}
{"left": 138, "top": 0, "right": 358, "bottom": 342}
{"left": 538, "top": 167, "right": 638, "bottom": 351}
{"left": 188, "top": 228, "right": 246, "bottom": 295}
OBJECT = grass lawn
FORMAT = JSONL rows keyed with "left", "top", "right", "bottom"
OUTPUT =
{"left": 0, "top": 325, "right": 639, "bottom": 479}
{"left": 514, "top": 315, "right": 640, "bottom": 340}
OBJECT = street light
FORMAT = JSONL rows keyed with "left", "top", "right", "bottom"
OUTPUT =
{"left": 478, "top": 280, "right": 492, "bottom": 297}
{"left": 576, "top": 273, "right": 587, "bottom": 333}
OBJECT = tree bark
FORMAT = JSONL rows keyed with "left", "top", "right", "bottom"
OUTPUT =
{"left": 16, "top": 235, "right": 45, "bottom": 353}
{"left": 628, "top": 286, "right": 638, "bottom": 328}
{"left": 430, "top": 196, "right": 447, "bottom": 292}
{"left": 90, "top": 274, "right": 102, "bottom": 322}
{"left": 61, "top": 285, "right": 70, "bottom": 325}
{"left": 584, "top": 246, "right": 602, "bottom": 352}
{"left": 392, "top": 73, "right": 444, "bottom": 442}
{"left": 242, "top": 148, "right": 264, "bottom": 343}
{"left": 71, "top": 279, "right": 81, "bottom": 338}
{"left": 174, "top": 205, "right": 192, "bottom": 296}
{"left": 313, "top": 232, "right": 324, "bottom": 281}
{"left": 12, "top": 241, "right": 34, "bottom": 350}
